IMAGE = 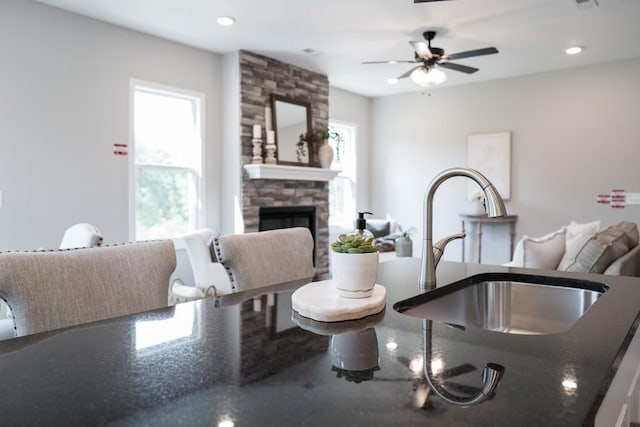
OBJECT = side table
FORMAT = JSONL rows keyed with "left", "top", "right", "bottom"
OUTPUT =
{"left": 460, "top": 214, "right": 518, "bottom": 264}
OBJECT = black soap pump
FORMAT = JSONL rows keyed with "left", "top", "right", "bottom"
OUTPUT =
{"left": 351, "top": 211, "right": 375, "bottom": 239}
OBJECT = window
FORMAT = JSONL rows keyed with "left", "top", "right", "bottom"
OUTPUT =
{"left": 328, "top": 122, "right": 356, "bottom": 229}
{"left": 131, "top": 82, "right": 204, "bottom": 240}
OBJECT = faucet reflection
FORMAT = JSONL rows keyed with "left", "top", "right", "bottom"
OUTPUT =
{"left": 422, "top": 320, "right": 505, "bottom": 407}
{"left": 419, "top": 167, "right": 507, "bottom": 292}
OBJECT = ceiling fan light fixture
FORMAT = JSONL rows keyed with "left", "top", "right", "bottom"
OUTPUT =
{"left": 410, "top": 66, "right": 447, "bottom": 87}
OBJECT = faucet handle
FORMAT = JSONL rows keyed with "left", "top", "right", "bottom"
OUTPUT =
{"left": 433, "top": 232, "right": 466, "bottom": 266}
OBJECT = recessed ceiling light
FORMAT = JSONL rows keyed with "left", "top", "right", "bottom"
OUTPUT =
{"left": 565, "top": 46, "right": 583, "bottom": 55}
{"left": 387, "top": 78, "right": 399, "bottom": 85}
{"left": 216, "top": 16, "right": 235, "bottom": 26}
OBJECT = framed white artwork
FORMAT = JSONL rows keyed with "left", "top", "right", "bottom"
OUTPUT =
{"left": 467, "top": 131, "right": 511, "bottom": 200}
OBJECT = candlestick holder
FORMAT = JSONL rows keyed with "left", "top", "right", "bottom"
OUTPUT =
{"left": 252, "top": 138, "right": 264, "bottom": 164}
{"left": 264, "top": 143, "right": 277, "bottom": 164}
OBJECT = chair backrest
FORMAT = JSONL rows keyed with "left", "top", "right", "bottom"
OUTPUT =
{"left": 213, "top": 227, "right": 315, "bottom": 292}
{"left": 59, "top": 223, "right": 104, "bottom": 249}
{"left": 0, "top": 241, "right": 176, "bottom": 337}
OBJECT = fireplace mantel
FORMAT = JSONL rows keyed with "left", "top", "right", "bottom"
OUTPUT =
{"left": 243, "top": 164, "right": 339, "bottom": 182}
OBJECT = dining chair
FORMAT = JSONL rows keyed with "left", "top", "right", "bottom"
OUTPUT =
{"left": 169, "top": 229, "right": 232, "bottom": 304}
{"left": 0, "top": 240, "right": 176, "bottom": 337}
{"left": 59, "top": 223, "right": 104, "bottom": 249}
{"left": 212, "top": 227, "right": 315, "bottom": 292}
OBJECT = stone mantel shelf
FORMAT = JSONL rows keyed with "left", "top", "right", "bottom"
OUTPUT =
{"left": 243, "top": 164, "right": 340, "bottom": 182}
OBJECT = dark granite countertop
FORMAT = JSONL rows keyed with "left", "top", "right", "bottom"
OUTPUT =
{"left": 1, "top": 258, "right": 639, "bottom": 426}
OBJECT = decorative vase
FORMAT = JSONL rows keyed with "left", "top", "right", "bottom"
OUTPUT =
{"left": 395, "top": 236, "right": 412, "bottom": 257}
{"left": 331, "top": 251, "right": 378, "bottom": 298}
{"left": 469, "top": 198, "right": 485, "bottom": 215}
{"left": 318, "top": 139, "right": 334, "bottom": 168}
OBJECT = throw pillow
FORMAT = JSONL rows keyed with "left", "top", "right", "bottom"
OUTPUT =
{"left": 558, "top": 225, "right": 631, "bottom": 273}
{"left": 612, "top": 221, "right": 639, "bottom": 247}
{"left": 565, "top": 220, "right": 601, "bottom": 249}
{"left": 365, "top": 220, "right": 391, "bottom": 238}
{"left": 510, "top": 227, "right": 567, "bottom": 269}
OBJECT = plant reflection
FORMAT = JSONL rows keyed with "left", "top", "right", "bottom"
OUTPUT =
{"left": 330, "top": 328, "right": 380, "bottom": 383}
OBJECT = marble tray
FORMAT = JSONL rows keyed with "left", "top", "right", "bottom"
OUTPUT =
{"left": 291, "top": 280, "right": 386, "bottom": 322}
{"left": 292, "top": 309, "right": 385, "bottom": 335}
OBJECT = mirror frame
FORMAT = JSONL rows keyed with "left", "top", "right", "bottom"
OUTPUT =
{"left": 271, "top": 94, "right": 313, "bottom": 167}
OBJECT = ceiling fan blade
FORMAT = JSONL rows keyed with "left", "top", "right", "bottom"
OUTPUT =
{"left": 446, "top": 47, "right": 498, "bottom": 61}
{"left": 398, "top": 66, "right": 421, "bottom": 79}
{"left": 361, "top": 60, "right": 419, "bottom": 65}
{"left": 438, "top": 62, "right": 479, "bottom": 74}
{"left": 414, "top": 0, "right": 452, "bottom": 3}
{"left": 410, "top": 41, "right": 432, "bottom": 59}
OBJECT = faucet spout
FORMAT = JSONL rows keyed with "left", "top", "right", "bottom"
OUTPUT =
{"left": 422, "top": 320, "right": 505, "bottom": 407}
{"left": 419, "top": 167, "right": 506, "bottom": 292}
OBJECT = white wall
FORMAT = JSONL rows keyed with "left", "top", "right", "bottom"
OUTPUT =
{"left": 0, "top": 0, "right": 222, "bottom": 250}
{"left": 370, "top": 57, "right": 640, "bottom": 263}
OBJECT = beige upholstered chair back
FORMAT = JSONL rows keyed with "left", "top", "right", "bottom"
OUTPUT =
{"left": 213, "top": 227, "right": 314, "bottom": 292}
{"left": 0, "top": 241, "right": 176, "bottom": 337}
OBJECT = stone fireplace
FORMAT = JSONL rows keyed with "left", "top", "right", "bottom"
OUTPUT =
{"left": 239, "top": 51, "right": 331, "bottom": 275}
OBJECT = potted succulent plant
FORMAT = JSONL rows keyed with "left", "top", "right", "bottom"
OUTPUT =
{"left": 330, "top": 234, "right": 381, "bottom": 298}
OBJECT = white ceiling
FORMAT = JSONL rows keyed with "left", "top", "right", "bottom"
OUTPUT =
{"left": 36, "top": 0, "right": 640, "bottom": 97}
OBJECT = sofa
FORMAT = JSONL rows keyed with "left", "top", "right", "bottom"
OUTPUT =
{"left": 365, "top": 216, "right": 399, "bottom": 252}
{"left": 505, "top": 220, "right": 640, "bottom": 277}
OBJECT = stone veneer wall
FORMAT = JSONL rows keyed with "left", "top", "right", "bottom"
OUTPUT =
{"left": 239, "top": 50, "right": 330, "bottom": 275}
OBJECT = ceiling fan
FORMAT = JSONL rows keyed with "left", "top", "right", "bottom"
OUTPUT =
{"left": 362, "top": 31, "right": 498, "bottom": 86}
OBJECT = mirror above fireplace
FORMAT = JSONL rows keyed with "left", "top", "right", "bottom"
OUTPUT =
{"left": 271, "top": 94, "right": 312, "bottom": 166}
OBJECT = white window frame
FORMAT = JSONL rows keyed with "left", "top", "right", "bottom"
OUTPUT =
{"left": 328, "top": 120, "right": 357, "bottom": 233}
{"left": 129, "top": 79, "right": 206, "bottom": 241}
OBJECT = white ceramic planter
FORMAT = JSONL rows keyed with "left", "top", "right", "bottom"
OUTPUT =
{"left": 331, "top": 251, "right": 378, "bottom": 298}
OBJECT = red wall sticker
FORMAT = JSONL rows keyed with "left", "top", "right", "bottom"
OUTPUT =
{"left": 113, "top": 143, "right": 128, "bottom": 156}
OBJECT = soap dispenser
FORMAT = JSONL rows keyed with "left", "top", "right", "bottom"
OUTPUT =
{"left": 350, "top": 211, "right": 374, "bottom": 239}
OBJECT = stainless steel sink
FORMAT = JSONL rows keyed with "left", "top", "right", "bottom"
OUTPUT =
{"left": 393, "top": 272, "right": 608, "bottom": 335}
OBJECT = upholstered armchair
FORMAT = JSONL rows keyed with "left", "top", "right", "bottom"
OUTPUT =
{"left": 169, "top": 229, "right": 232, "bottom": 305}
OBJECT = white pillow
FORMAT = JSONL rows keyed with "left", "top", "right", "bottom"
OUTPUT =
{"left": 510, "top": 227, "right": 567, "bottom": 270}
{"left": 566, "top": 220, "right": 600, "bottom": 249}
